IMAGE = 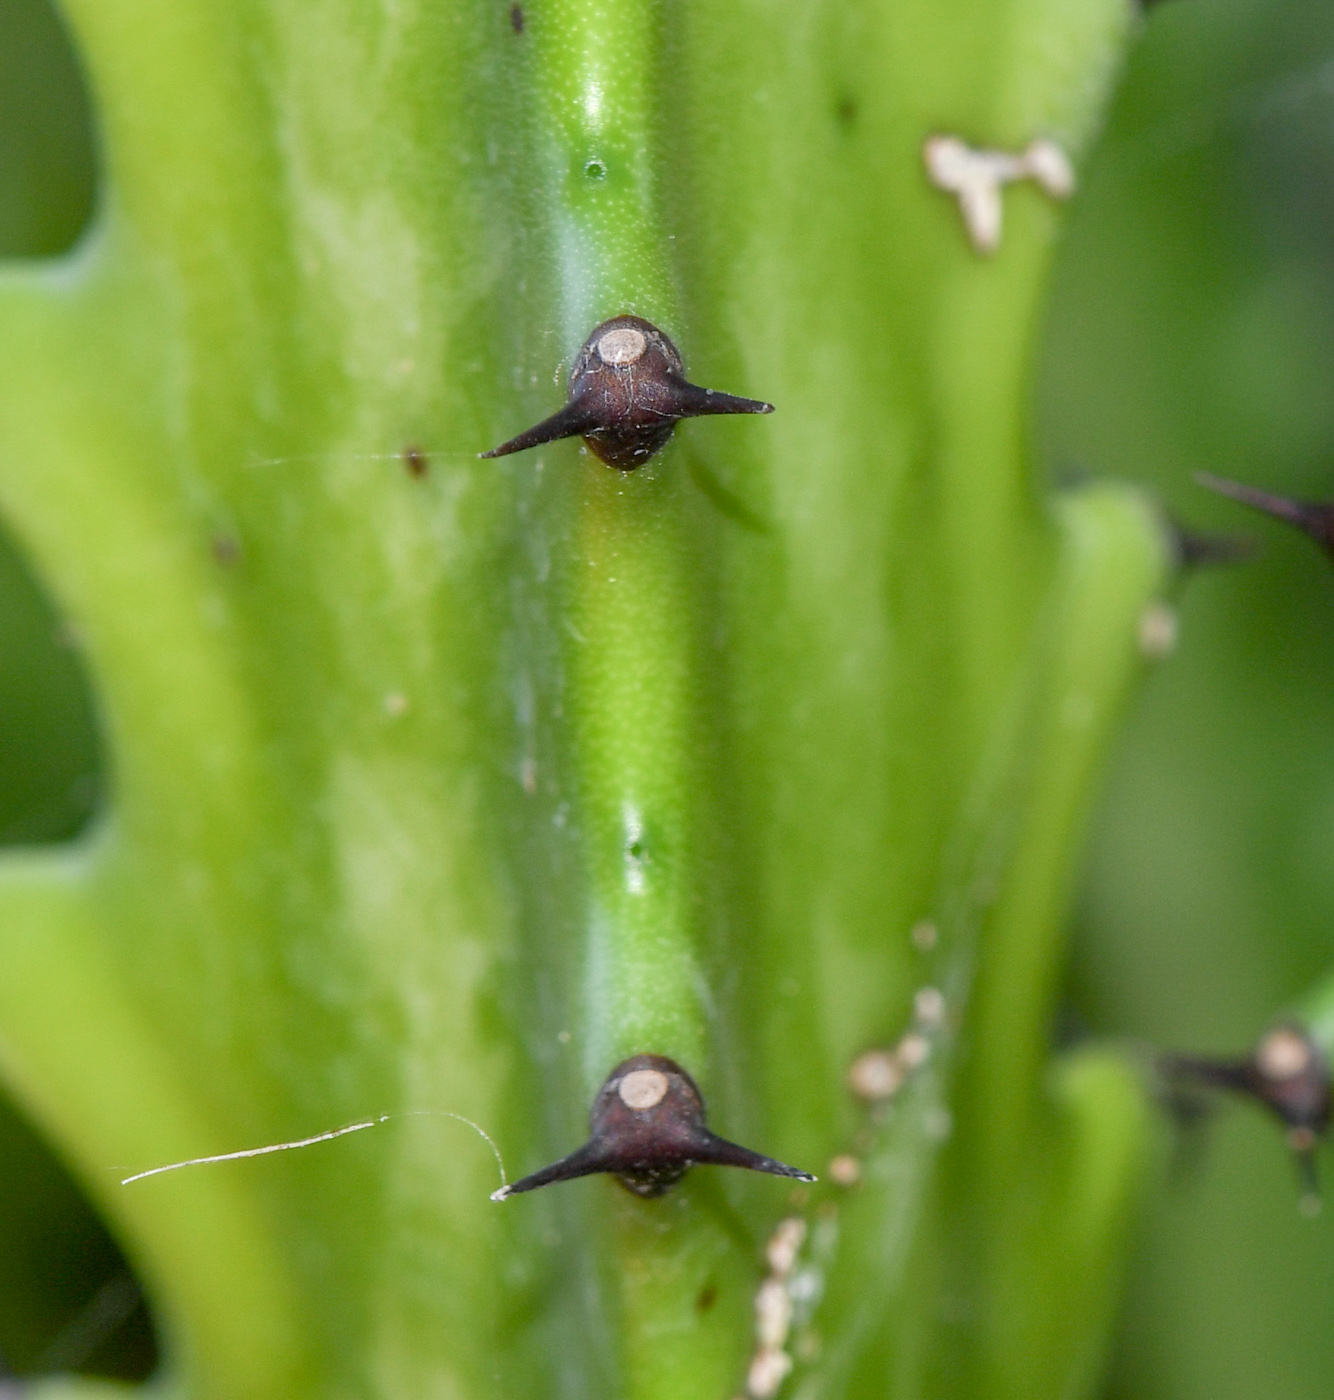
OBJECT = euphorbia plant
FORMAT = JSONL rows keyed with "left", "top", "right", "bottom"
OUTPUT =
{"left": 0, "top": 1, "right": 1177, "bottom": 1397}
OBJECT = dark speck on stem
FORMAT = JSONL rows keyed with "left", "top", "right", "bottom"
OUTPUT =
{"left": 212, "top": 535, "right": 241, "bottom": 566}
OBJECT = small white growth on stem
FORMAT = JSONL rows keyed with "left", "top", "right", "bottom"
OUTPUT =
{"left": 618, "top": 1068, "right": 670, "bottom": 1110}
{"left": 898, "top": 1032, "right": 929, "bottom": 1071}
{"left": 755, "top": 1280, "right": 793, "bottom": 1350}
{"left": 747, "top": 1348, "right": 794, "bottom": 1400}
{"left": 923, "top": 134, "right": 1075, "bottom": 255}
{"left": 1024, "top": 139, "right": 1076, "bottom": 198}
{"left": 1137, "top": 602, "right": 1178, "bottom": 661}
{"left": 738, "top": 1216, "right": 811, "bottom": 1399}
{"left": 827, "top": 1153, "right": 861, "bottom": 1187}
{"left": 765, "top": 1217, "right": 806, "bottom": 1277}
{"left": 911, "top": 920, "right": 938, "bottom": 951}
{"left": 788, "top": 1267, "right": 822, "bottom": 1309}
{"left": 848, "top": 992, "right": 945, "bottom": 1105}
{"left": 913, "top": 986, "right": 946, "bottom": 1030}
{"left": 848, "top": 1049, "right": 904, "bottom": 1102}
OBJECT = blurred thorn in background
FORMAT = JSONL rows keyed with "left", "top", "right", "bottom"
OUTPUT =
{"left": 1197, "top": 472, "right": 1334, "bottom": 566}
{"left": 1159, "top": 1023, "right": 1331, "bottom": 1212}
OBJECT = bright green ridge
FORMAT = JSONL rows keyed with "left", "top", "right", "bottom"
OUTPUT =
{"left": 0, "top": 0, "right": 1176, "bottom": 1398}
{"left": 522, "top": 0, "right": 702, "bottom": 1081}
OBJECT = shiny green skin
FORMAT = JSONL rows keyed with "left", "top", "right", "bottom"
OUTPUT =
{"left": 0, "top": 1, "right": 1169, "bottom": 1398}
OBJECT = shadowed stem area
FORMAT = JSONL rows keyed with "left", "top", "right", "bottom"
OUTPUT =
{"left": 0, "top": 0, "right": 1171, "bottom": 1398}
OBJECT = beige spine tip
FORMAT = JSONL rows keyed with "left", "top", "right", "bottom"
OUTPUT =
{"left": 618, "top": 1067, "right": 670, "bottom": 1109}
{"left": 596, "top": 327, "right": 648, "bottom": 365}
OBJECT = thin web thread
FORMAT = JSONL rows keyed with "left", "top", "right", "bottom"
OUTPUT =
{"left": 245, "top": 450, "right": 478, "bottom": 470}
{"left": 120, "top": 1110, "right": 507, "bottom": 1194}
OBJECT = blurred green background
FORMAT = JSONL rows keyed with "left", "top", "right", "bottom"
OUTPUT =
{"left": 2, "top": 0, "right": 1334, "bottom": 1393}
{"left": 1041, "top": 1, "right": 1334, "bottom": 1396}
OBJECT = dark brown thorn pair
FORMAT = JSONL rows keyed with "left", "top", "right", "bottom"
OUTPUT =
{"left": 492, "top": 1054, "right": 816, "bottom": 1200}
{"left": 1160, "top": 1024, "right": 1331, "bottom": 1201}
{"left": 481, "top": 316, "right": 774, "bottom": 471}
{"left": 1198, "top": 472, "right": 1334, "bottom": 563}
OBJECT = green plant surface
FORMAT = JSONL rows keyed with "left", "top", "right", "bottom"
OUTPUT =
{"left": 0, "top": 1, "right": 1175, "bottom": 1398}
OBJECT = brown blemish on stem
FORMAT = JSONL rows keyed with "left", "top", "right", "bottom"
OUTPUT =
{"left": 211, "top": 535, "right": 241, "bottom": 566}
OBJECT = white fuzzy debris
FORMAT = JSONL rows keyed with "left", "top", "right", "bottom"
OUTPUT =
{"left": 787, "top": 1267, "right": 822, "bottom": 1308}
{"left": 618, "top": 1068, "right": 669, "bottom": 1110}
{"left": 1137, "top": 602, "right": 1178, "bottom": 660}
{"left": 923, "top": 133, "right": 1076, "bottom": 255}
{"left": 848, "top": 1049, "right": 904, "bottom": 1102}
{"left": 121, "top": 1119, "right": 385, "bottom": 1184}
{"left": 747, "top": 1347, "right": 793, "bottom": 1400}
{"left": 755, "top": 1279, "right": 793, "bottom": 1350}
{"left": 765, "top": 1217, "right": 807, "bottom": 1277}
{"left": 913, "top": 986, "right": 945, "bottom": 1030}
{"left": 127, "top": 1108, "right": 511, "bottom": 1198}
